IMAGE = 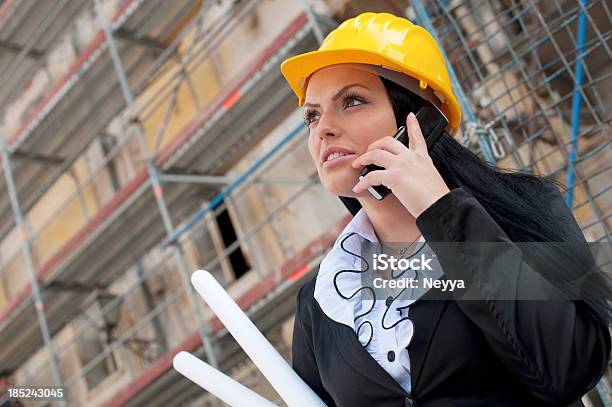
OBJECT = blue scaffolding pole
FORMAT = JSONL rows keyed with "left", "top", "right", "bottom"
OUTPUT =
{"left": 565, "top": 0, "right": 589, "bottom": 209}
{"left": 164, "top": 121, "right": 305, "bottom": 247}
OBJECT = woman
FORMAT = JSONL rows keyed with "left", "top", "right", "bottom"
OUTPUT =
{"left": 280, "top": 12, "right": 610, "bottom": 407}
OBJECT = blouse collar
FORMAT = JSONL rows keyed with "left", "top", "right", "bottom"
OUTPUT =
{"left": 314, "top": 207, "right": 425, "bottom": 329}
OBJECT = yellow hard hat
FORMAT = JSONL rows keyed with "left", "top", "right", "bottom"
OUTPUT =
{"left": 280, "top": 12, "right": 462, "bottom": 134}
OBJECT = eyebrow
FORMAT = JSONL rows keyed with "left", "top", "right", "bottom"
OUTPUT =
{"left": 303, "top": 83, "right": 369, "bottom": 108}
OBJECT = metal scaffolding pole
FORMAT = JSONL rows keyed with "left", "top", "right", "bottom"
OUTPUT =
{"left": 301, "top": 0, "right": 324, "bottom": 44}
{"left": 0, "top": 136, "right": 63, "bottom": 387}
{"left": 93, "top": 0, "right": 218, "bottom": 368}
{"left": 411, "top": 0, "right": 497, "bottom": 165}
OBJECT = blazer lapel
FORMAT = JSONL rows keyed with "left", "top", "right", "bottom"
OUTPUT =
{"left": 407, "top": 286, "right": 452, "bottom": 393}
{"left": 328, "top": 315, "right": 409, "bottom": 396}
{"left": 320, "top": 277, "right": 453, "bottom": 398}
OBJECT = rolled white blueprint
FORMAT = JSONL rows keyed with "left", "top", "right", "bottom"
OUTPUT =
{"left": 173, "top": 351, "right": 276, "bottom": 407}
{"left": 190, "top": 269, "right": 327, "bottom": 407}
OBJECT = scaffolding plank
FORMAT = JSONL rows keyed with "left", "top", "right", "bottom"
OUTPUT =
{"left": 0, "top": 0, "right": 200, "bottom": 242}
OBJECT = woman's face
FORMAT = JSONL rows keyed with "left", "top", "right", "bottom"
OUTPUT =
{"left": 303, "top": 65, "right": 397, "bottom": 198}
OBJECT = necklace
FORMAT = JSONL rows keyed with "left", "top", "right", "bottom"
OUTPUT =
{"left": 380, "top": 233, "right": 422, "bottom": 259}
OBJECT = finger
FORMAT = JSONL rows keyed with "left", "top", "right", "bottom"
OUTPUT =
{"left": 366, "top": 135, "right": 407, "bottom": 155}
{"left": 407, "top": 112, "right": 427, "bottom": 153}
{"left": 351, "top": 149, "right": 397, "bottom": 169}
{"left": 352, "top": 169, "right": 387, "bottom": 193}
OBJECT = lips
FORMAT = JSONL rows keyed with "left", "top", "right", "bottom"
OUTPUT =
{"left": 321, "top": 146, "right": 355, "bottom": 164}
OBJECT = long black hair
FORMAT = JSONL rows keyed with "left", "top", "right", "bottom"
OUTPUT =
{"left": 340, "top": 76, "right": 571, "bottom": 243}
{"left": 339, "top": 77, "right": 612, "bottom": 325}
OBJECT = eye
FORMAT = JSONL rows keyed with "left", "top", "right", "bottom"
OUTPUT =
{"left": 302, "top": 93, "right": 366, "bottom": 128}
{"left": 303, "top": 109, "right": 319, "bottom": 128}
{"left": 344, "top": 95, "right": 365, "bottom": 108}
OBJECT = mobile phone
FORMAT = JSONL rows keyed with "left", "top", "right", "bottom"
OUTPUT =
{"left": 356, "top": 104, "right": 448, "bottom": 201}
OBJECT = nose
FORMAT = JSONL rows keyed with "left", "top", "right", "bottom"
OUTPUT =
{"left": 314, "top": 109, "right": 341, "bottom": 140}
{"left": 320, "top": 130, "right": 336, "bottom": 140}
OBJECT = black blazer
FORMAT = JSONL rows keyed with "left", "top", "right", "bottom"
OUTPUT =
{"left": 292, "top": 185, "right": 610, "bottom": 406}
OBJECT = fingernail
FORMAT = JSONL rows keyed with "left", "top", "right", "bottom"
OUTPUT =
{"left": 409, "top": 112, "right": 415, "bottom": 119}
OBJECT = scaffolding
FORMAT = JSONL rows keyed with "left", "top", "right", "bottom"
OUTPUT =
{"left": 0, "top": 0, "right": 609, "bottom": 406}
